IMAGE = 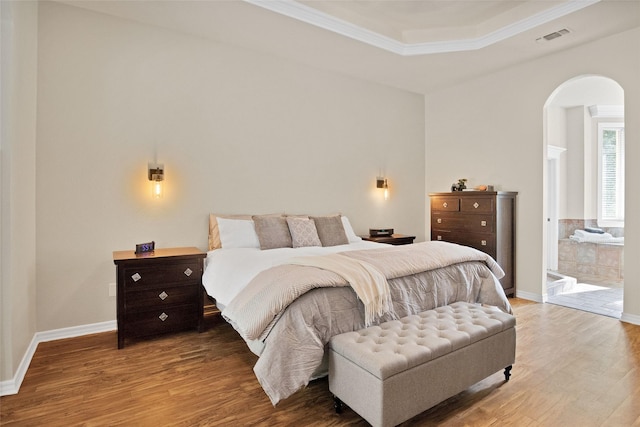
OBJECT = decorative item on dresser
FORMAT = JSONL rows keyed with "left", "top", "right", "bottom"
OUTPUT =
{"left": 429, "top": 191, "right": 517, "bottom": 296}
{"left": 113, "top": 247, "right": 206, "bottom": 349}
{"left": 361, "top": 233, "right": 416, "bottom": 245}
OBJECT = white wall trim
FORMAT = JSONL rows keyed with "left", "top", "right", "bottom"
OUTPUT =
{"left": 620, "top": 312, "right": 640, "bottom": 326}
{"left": 547, "top": 145, "right": 567, "bottom": 159}
{"left": 35, "top": 320, "right": 116, "bottom": 343}
{"left": 515, "top": 290, "right": 544, "bottom": 303}
{"left": 0, "top": 320, "right": 116, "bottom": 396}
{"left": 0, "top": 334, "right": 38, "bottom": 396}
{"left": 588, "top": 104, "right": 624, "bottom": 118}
{"left": 244, "top": 0, "right": 600, "bottom": 56}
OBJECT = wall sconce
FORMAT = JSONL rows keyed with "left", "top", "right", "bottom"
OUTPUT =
{"left": 376, "top": 176, "right": 389, "bottom": 200}
{"left": 148, "top": 162, "right": 164, "bottom": 199}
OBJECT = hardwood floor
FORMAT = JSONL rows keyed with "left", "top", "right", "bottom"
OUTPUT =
{"left": 2, "top": 299, "right": 640, "bottom": 426}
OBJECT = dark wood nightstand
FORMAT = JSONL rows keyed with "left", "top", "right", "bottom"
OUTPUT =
{"left": 113, "top": 247, "right": 206, "bottom": 349}
{"left": 361, "top": 234, "right": 416, "bottom": 245}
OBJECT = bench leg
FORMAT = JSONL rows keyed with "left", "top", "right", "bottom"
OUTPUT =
{"left": 504, "top": 365, "right": 512, "bottom": 381}
{"left": 333, "top": 396, "right": 344, "bottom": 414}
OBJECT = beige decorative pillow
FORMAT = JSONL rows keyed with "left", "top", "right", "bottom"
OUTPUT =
{"left": 286, "top": 217, "right": 321, "bottom": 248}
{"left": 209, "top": 213, "right": 252, "bottom": 250}
{"left": 252, "top": 214, "right": 292, "bottom": 250}
{"left": 311, "top": 215, "right": 349, "bottom": 247}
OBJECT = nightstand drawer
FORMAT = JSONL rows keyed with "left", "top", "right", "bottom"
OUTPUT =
{"left": 124, "top": 304, "right": 199, "bottom": 338}
{"left": 125, "top": 285, "right": 199, "bottom": 310}
{"left": 123, "top": 263, "right": 202, "bottom": 287}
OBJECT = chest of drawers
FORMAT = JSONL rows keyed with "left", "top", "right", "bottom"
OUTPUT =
{"left": 429, "top": 191, "right": 517, "bottom": 296}
{"left": 113, "top": 247, "right": 206, "bottom": 348}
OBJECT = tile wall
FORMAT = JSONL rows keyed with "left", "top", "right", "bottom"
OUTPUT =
{"left": 557, "top": 219, "right": 624, "bottom": 284}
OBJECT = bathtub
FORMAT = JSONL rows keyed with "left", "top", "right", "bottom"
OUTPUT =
{"left": 556, "top": 219, "right": 624, "bottom": 284}
{"left": 557, "top": 239, "right": 624, "bottom": 283}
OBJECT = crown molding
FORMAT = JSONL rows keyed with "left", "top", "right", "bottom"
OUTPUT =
{"left": 244, "top": 0, "right": 600, "bottom": 56}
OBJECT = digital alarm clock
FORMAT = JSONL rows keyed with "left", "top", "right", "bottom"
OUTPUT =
{"left": 135, "top": 241, "right": 155, "bottom": 254}
{"left": 369, "top": 228, "right": 394, "bottom": 237}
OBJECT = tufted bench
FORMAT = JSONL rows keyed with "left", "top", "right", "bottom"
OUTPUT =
{"left": 328, "top": 301, "right": 516, "bottom": 427}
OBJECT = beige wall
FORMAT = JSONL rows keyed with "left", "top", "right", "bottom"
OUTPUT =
{"left": 0, "top": 1, "right": 38, "bottom": 383}
{"left": 425, "top": 27, "right": 640, "bottom": 319}
{"left": 33, "top": 2, "right": 425, "bottom": 332}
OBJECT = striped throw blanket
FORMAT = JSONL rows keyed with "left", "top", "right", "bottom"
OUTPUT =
{"left": 288, "top": 254, "right": 395, "bottom": 326}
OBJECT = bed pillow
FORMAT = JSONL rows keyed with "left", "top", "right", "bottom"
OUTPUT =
{"left": 209, "top": 213, "right": 253, "bottom": 250}
{"left": 253, "top": 214, "right": 293, "bottom": 250}
{"left": 341, "top": 216, "right": 362, "bottom": 243}
{"left": 286, "top": 217, "right": 322, "bottom": 248}
{"left": 216, "top": 217, "right": 260, "bottom": 249}
{"left": 311, "top": 215, "right": 349, "bottom": 246}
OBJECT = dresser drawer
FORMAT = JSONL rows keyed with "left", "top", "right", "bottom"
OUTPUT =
{"left": 432, "top": 214, "right": 495, "bottom": 233}
{"left": 430, "top": 197, "right": 460, "bottom": 212}
{"left": 124, "top": 304, "right": 199, "bottom": 338}
{"left": 125, "top": 285, "right": 199, "bottom": 310}
{"left": 460, "top": 197, "right": 494, "bottom": 213}
{"left": 431, "top": 230, "right": 496, "bottom": 257}
{"left": 123, "top": 262, "right": 202, "bottom": 288}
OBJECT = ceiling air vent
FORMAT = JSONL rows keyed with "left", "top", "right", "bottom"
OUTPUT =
{"left": 536, "top": 28, "right": 571, "bottom": 43}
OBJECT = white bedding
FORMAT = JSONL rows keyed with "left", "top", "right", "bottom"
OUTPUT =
{"left": 203, "top": 239, "right": 512, "bottom": 405}
{"left": 202, "top": 240, "right": 385, "bottom": 309}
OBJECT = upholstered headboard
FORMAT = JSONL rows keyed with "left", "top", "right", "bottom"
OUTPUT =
{"left": 208, "top": 213, "right": 252, "bottom": 251}
{"left": 208, "top": 213, "right": 361, "bottom": 251}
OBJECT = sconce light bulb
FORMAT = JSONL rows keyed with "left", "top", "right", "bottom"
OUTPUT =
{"left": 153, "top": 180, "right": 163, "bottom": 199}
{"left": 384, "top": 187, "right": 389, "bottom": 200}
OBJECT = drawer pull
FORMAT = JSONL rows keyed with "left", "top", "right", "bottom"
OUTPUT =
{"left": 481, "top": 240, "right": 487, "bottom": 246}
{"left": 473, "top": 202, "right": 480, "bottom": 209}
{"left": 159, "top": 291, "right": 168, "bottom": 301}
{"left": 437, "top": 218, "right": 442, "bottom": 224}
{"left": 442, "top": 202, "right": 448, "bottom": 208}
{"left": 159, "top": 312, "right": 168, "bottom": 322}
{"left": 437, "top": 235, "right": 442, "bottom": 241}
{"left": 184, "top": 268, "right": 193, "bottom": 277}
{"left": 481, "top": 220, "right": 487, "bottom": 227}
{"left": 131, "top": 273, "right": 142, "bottom": 282}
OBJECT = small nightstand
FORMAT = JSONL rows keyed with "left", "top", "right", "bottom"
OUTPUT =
{"left": 113, "top": 247, "right": 206, "bottom": 349}
{"left": 361, "top": 234, "right": 416, "bottom": 245}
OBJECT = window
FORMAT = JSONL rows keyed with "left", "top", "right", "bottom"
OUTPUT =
{"left": 597, "top": 122, "right": 624, "bottom": 227}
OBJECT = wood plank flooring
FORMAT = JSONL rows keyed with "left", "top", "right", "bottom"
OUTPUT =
{"left": 2, "top": 299, "right": 640, "bottom": 426}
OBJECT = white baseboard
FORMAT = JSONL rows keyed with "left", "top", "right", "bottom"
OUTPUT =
{"left": 515, "top": 290, "right": 543, "bottom": 303}
{"left": 36, "top": 320, "right": 116, "bottom": 343}
{"left": 0, "top": 334, "right": 38, "bottom": 396}
{"left": 620, "top": 312, "right": 640, "bottom": 326}
{"left": 0, "top": 320, "right": 116, "bottom": 396}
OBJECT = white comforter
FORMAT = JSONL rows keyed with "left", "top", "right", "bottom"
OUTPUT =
{"left": 202, "top": 240, "right": 384, "bottom": 309}
{"left": 203, "top": 241, "right": 512, "bottom": 405}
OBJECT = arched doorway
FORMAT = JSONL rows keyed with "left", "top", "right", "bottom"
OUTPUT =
{"left": 543, "top": 75, "right": 625, "bottom": 318}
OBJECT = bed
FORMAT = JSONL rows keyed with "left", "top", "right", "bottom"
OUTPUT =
{"left": 202, "top": 213, "right": 512, "bottom": 405}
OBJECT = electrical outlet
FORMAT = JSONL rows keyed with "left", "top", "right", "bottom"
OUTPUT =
{"left": 109, "top": 283, "right": 117, "bottom": 297}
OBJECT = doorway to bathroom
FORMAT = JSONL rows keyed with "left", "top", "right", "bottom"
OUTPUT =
{"left": 544, "top": 75, "right": 625, "bottom": 318}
